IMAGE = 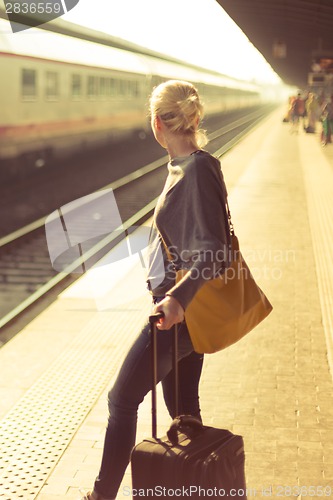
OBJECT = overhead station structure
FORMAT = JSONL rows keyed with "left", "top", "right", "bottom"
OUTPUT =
{"left": 217, "top": 0, "right": 333, "bottom": 94}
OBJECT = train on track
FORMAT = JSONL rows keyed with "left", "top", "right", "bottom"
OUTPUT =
{"left": 0, "top": 11, "right": 263, "bottom": 179}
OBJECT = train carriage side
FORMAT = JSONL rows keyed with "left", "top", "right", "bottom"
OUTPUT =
{"left": 0, "top": 19, "right": 151, "bottom": 174}
{"left": 145, "top": 56, "right": 261, "bottom": 115}
{"left": 197, "top": 72, "right": 261, "bottom": 113}
{"left": 0, "top": 16, "right": 262, "bottom": 182}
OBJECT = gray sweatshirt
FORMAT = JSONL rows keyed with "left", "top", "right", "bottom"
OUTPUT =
{"left": 147, "top": 150, "right": 231, "bottom": 311}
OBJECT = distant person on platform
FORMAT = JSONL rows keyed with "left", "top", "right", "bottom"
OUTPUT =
{"left": 290, "top": 92, "right": 306, "bottom": 133}
{"left": 321, "top": 95, "right": 333, "bottom": 146}
{"left": 305, "top": 93, "right": 319, "bottom": 133}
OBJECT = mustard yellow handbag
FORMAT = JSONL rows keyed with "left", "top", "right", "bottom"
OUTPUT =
{"left": 176, "top": 205, "right": 273, "bottom": 354}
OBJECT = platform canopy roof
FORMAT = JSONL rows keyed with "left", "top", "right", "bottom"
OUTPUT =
{"left": 217, "top": 0, "right": 333, "bottom": 88}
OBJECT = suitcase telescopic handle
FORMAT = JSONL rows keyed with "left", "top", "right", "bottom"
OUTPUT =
{"left": 149, "top": 312, "right": 165, "bottom": 323}
{"left": 149, "top": 311, "right": 179, "bottom": 440}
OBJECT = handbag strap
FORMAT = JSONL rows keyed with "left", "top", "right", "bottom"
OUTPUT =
{"left": 226, "top": 198, "right": 235, "bottom": 237}
{"left": 157, "top": 199, "right": 235, "bottom": 264}
{"left": 156, "top": 226, "right": 174, "bottom": 263}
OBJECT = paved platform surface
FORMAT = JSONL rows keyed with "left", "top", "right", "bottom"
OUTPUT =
{"left": 1, "top": 108, "right": 333, "bottom": 500}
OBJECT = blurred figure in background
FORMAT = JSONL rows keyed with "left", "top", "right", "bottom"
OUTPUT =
{"left": 290, "top": 92, "right": 305, "bottom": 134}
{"left": 320, "top": 95, "right": 333, "bottom": 146}
{"left": 283, "top": 95, "right": 294, "bottom": 123}
{"left": 305, "top": 93, "right": 320, "bottom": 133}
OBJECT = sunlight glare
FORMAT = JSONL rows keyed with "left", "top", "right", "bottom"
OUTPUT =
{"left": 62, "top": 0, "right": 281, "bottom": 84}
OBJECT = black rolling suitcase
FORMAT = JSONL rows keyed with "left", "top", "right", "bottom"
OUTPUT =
{"left": 131, "top": 313, "right": 247, "bottom": 499}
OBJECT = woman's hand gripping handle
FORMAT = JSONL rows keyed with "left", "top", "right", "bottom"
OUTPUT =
{"left": 153, "top": 295, "right": 185, "bottom": 330}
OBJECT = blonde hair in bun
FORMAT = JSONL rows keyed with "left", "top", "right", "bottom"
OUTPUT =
{"left": 150, "top": 80, "right": 208, "bottom": 147}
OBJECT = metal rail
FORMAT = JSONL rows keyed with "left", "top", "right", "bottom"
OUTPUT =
{"left": 0, "top": 106, "right": 271, "bottom": 332}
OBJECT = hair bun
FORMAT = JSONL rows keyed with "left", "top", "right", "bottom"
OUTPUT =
{"left": 150, "top": 80, "right": 208, "bottom": 147}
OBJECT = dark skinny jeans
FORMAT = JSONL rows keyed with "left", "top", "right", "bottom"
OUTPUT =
{"left": 93, "top": 319, "right": 203, "bottom": 499}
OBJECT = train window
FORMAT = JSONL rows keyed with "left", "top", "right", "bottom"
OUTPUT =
{"left": 71, "top": 74, "right": 82, "bottom": 98}
{"left": 22, "top": 69, "right": 37, "bottom": 99}
{"left": 111, "top": 80, "right": 117, "bottom": 96}
{"left": 127, "top": 80, "right": 132, "bottom": 96}
{"left": 128, "top": 80, "right": 138, "bottom": 97}
{"left": 131, "top": 81, "right": 137, "bottom": 97}
{"left": 135, "top": 81, "right": 140, "bottom": 97}
{"left": 105, "top": 78, "right": 120, "bottom": 97}
{"left": 104, "top": 78, "right": 110, "bottom": 97}
{"left": 87, "top": 76, "right": 98, "bottom": 98}
{"left": 99, "top": 77, "right": 107, "bottom": 98}
{"left": 46, "top": 71, "right": 59, "bottom": 100}
{"left": 119, "top": 79, "right": 126, "bottom": 96}
{"left": 108, "top": 78, "right": 116, "bottom": 96}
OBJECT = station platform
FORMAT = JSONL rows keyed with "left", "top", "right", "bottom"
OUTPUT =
{"left": 1, "top": 106, "right": 333, "bottom": 500}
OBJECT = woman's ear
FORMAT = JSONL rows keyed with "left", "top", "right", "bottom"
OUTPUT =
{"left": 154, "top": 115, "right": 163, "bottom": 131}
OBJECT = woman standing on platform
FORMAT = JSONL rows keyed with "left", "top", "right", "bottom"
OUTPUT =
{"left": 81, "top": 80, "right": 231, "bottom": 500}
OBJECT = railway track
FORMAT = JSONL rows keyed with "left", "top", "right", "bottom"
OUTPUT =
{"left": 0, "top": 105, "right": 275, "bottom": 343}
